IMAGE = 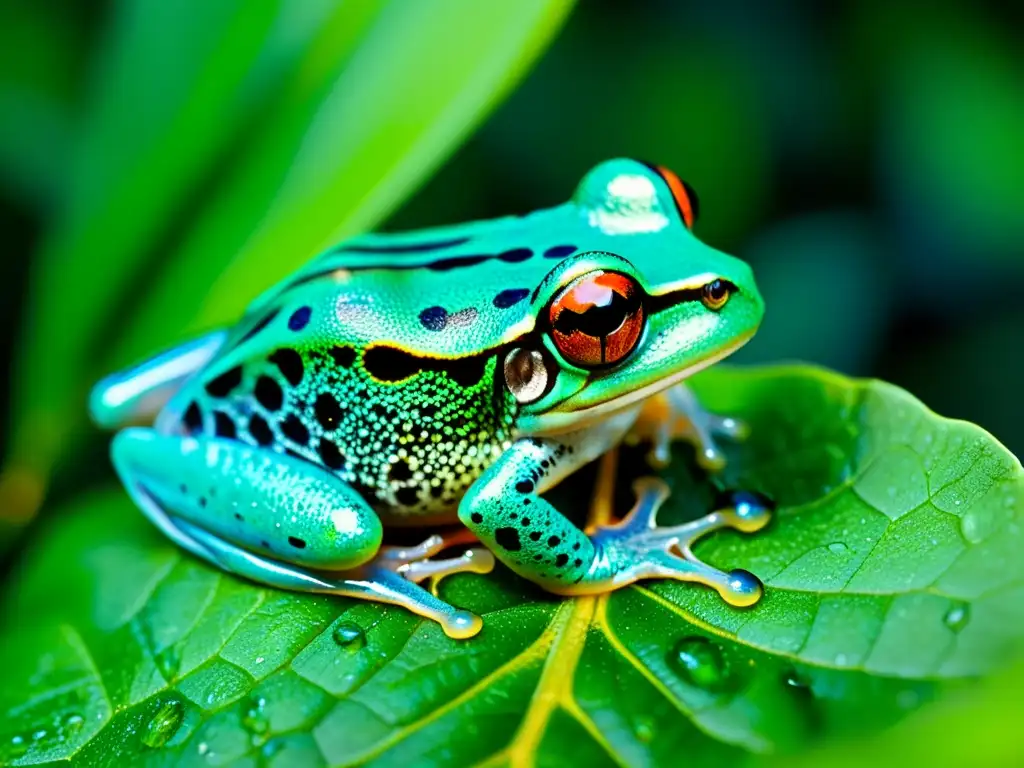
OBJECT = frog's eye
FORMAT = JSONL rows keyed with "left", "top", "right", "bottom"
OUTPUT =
{"left": 701, "top": 279, "right": 732, "bottom": 311}
{"left": 548, "top": 271, "right": 645, "bottom": 368}
{"left": 646, "top": 163, "right": 700, "bottom": 229}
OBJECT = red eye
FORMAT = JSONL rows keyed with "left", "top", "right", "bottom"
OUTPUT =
{"left": 548, "top": 271, "right": 645, "bottom": 368}
{"left": 645, "top": 163, "right": 700, "bottom": 229}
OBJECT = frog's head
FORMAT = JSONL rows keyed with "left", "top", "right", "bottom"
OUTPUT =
{"left": 506, "top": 158, "right": 764, "bottom": 435}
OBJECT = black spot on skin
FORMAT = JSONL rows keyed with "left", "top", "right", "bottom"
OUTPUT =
{"left": 544, "top": 244, "right": 576, "bottom": 259}
{"left": 234, "top": 513, "right": 244, "bottom": 521}
{"left": 281, "top": 413, "right": 310, "bottom": 445}
{"left": 548, "top": 536, "right": 561, "bottom": 547}
{"left": 534, "top": 554, "right": 543, "bottom": 561}
{"left": 249, "top": 414, "right": 274, "bottom": 446}
{"left": 430, "top": 484, "right": 444, "bottom": 498}
{"left": 315, "top": 392, "right": 344, "bottom": 430}
{"left": 328, "top": 345, "right": 356, "bottom": 368}
{"left": 261, "top": 540, "right": 271, "bottom": 549}
{"left": 529, "top": 531, "right": 541, "bottom": 541}
{"left": 254, "top": 376, "right": 283, "bottom": 411}
{"left": 523, "top": 498, "right": 532, "bottom": 506}
{"left": 288, "top": 536, "right": 307, "bottom": 549}
{"left": 516, "top": 480, "right": 534, "bottom": 494}
{"left": 205, "top": 366, "right": 243, "bottom": 397}
{"left": 213, "top": 411, "right": 236, "bottom": 439}
{"left": 179, "top": 484, "right": 187, "bottom": 494}
{"left": 389, "top": 460, "right": 413, "bottom": 482}
{"left": 288, "top": 306, "right": 312, "bottom": 331}
{"left": 198, "top": 497, "right": 207, "bottom": 508}
{"left": 470, "top": 512, "right": 483, "bottom": 524}
{"left": 497, "top": 248, "right": 533, "bottom": 263}
{"left": 574, "top": 558, "right": 582, "bottom": 567}
{"left": 573, "top": 542, "right": 581, "bottom": 550}
{"left": 362, "top": 345, "right": 489, "bottom": 387}
{"left": 495, "top": 527, "right": 522, "bottom": 551}
{"left": 396, "top": 487, "right": 420, "bottom": 507}
{"left": 510, "top": 512, "right": 518, "bottom": 519}
{"left": 493, "top": 288, "right": 531, "bottom": 309}
{"left": 521, "top": 517, "right": 532, "bottom": 527}
{"left": 555, "top": 553, "right": 569, "bottom": 567}
{"left": 318, "top": 438, "right": 345, "bottom": 470}
{"left": 269, "top": 348, "right": 304, "bottom": 386}
{"left": 419, "top": 306, "right": 448, "bottom": 331}
{"left": 182, "top": 402, "right": 203, "bottom": 433}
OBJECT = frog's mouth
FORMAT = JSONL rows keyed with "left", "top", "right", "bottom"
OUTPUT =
{"left": 525, "top": 330, "right": 754, "bottom": 436}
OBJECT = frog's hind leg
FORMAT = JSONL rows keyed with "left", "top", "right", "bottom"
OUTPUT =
{"left": 590, "top": 480, "right": 774, "bottom": 606}
{"left": 89, "top": 330, "right": 227, "bottom": 429}
{"left": 112, "top": 428, "right": 490, "bottom": 639}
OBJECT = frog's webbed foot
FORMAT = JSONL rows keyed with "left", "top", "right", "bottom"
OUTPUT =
{"left": 175, "top": 519, "right": 494, "bottom": 639}
{"left": 628, "top": 384, "right": 747, "bottom": 472}
{"left": 590, "top": 478, "right": 773, "bottom": 606}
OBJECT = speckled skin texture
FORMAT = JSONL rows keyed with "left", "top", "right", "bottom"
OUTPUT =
{"left": 93, "top": 158, "right": 771, "bottom": 637}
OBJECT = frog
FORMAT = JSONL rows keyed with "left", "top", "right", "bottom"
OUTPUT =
{"left": 89, "top": 158, "right": 773, "bottom": 640}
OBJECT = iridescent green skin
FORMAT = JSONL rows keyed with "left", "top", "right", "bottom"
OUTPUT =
{"left": 91, "top": 159, "right": 770, "bottom": 639}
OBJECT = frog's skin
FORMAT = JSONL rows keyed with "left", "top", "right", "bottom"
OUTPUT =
{"left": 90, "top": 159, "right": 773, "bottom": 639}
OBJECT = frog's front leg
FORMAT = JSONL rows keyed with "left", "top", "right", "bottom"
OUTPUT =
{"left": 458, "top": 410, "right": 772, "bottom": 603}
{"left": 112, "top": 429, "right": 492, "bottom": 638}
{"left": 627, "top": 383, "right": 747, "bottom": 471}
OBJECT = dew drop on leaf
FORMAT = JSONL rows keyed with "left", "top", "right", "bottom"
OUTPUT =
{"left": 632, "top": 715, "right": 655, "bottom": 743}
{"left": 156, "top": 646, "right": 182, "bottom": 681}
{"left": 242, "top": 696, "right": 270, "bottom": 742}
{"left": 142, "top": 698, "right": 185, "bottom": 749}
{"left": 943, "top": 603, "right": 970, "bottom": 633}
{"left": 669, "top": 636, "right": 730, "bottom": 692}
{"left": 332, "top": 621, "right": 366, "bottom": 652}
{"left": 4, "top": 734, "right": 28, "bottom": 761}
{"left": 827, "top": 542, "right": 849, "bottom": 555}
{"left": 960, "top": 511, "right": 984, "bottom": 544}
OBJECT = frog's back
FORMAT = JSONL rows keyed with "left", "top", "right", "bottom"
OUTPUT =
{"left": 160, "top": 206, "right": 592, "bottom": 521}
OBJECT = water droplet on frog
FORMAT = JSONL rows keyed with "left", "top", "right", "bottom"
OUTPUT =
{"left": 669, "top": 636, "right": 730, "bottom": 692}
{"left": 827, "top": 542, "right": 849, "bottom": 555}
{"left": 242, "top": 696, "right": 270, "bottom": 742}
{"left": 142, "top": 698, "right": 185, "bottom": 749}
{"left": 633, "top": 716, "right": 655, "bottom": 743}
{"left": 332, "top": 621, "right": 366, "bottom": 652}
{"left": 944, "top": 603, "right": 970, "bottom": 633}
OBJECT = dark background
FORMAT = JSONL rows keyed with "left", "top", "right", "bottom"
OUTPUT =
{"left": 2, "top": 0, "right": 1023, "bottom": 477}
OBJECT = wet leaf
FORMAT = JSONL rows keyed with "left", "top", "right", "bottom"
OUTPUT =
{"left": 2, "top": 364, "right": 1022, "bottom": 765}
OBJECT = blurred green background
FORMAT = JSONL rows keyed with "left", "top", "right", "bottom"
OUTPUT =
{"left": 3, "top": 0, "right": 1022, "bottom": 498}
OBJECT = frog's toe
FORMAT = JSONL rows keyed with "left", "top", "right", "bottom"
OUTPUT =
{"left": 591, "top": 481, "right": 773, "bottom": 608}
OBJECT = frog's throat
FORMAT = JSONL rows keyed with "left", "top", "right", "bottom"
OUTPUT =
{"left": 525, "top": 331, "right": 754, "bottom": 436}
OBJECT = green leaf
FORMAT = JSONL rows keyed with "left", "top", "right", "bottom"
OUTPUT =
{"left": 2, "top": 365, "right": 1022, "bottom": 765}
{"left": 4, "top": 0, "right": 574, "bottom": 511}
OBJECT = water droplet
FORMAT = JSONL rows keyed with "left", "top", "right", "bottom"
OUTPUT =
{"left": 5, "top": 734, "right": 28, "bottom": 760}
{"left": 827, "top": 542, "right": 849, "bottom": 555}
{"left": 332, "top": 621, "right": 366, "bottom": 652}
{"left": 960, "top": 512, "right": 984, "bottom": 544}
{"left": 242, "top": 696, "right": 270, "bottom": 744}
{"left": 156, "top": 646, "right": 181, "bottom": 681}
{"left": 944, "top": 603, "right": 970, "bottom": 633}
{"left": 783, "top": 669, "right": 811, "bottom": 689}
{"left": 834, "top": 653, "right": 848, "bottom": 667}
{"left": 633, "top": 716, "right": 655, "bottom": 743}
{"left": 669, "top": 637, "right": 731, "bottom": 692}
{"left": 62, "top": 713, "right": 84, "bottom": 738}
{"left": 142, "top": 698, "right": 185, "bottom": 749}
{"left": 197, "top": 741, "right": 209, "bottom": 756}
{"left": 31, "top": 729, "right": 47, "bottom": 741}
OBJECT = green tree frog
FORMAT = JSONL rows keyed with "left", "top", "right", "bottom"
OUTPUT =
{"left": 90, "top": 159, "right": 772, "bottom": 639}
